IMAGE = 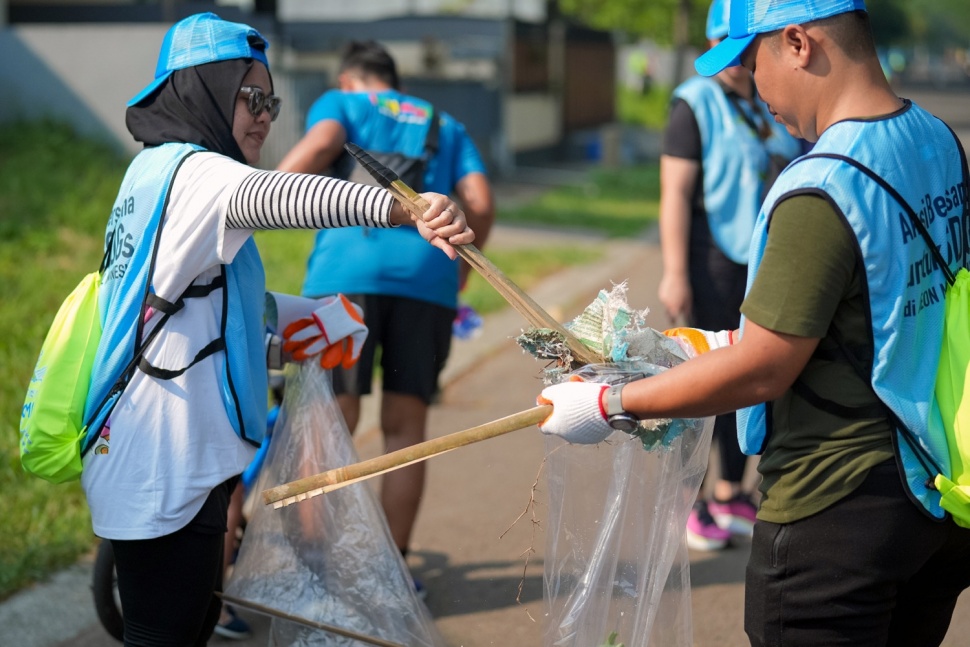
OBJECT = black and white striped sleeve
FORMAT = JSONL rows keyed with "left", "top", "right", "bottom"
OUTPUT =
{"left": 225, "top": 170, "right": 396, "bottom": 230}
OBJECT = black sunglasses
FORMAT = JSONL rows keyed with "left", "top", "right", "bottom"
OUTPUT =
{"left": 239, "top": 86, "right": 282, "bottom": 122}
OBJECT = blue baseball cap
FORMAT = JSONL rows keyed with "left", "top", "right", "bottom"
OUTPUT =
{"left": 706, "top": 0, "right": 731, "bottom": 41}
{"left": 695, "top": 0, "right": 867, "bottom": 77}
{"left": 128, "top": 12, "right": 270, "bottom": 107}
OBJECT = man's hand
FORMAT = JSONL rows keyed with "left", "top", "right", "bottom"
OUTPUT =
{"left": 390, "top": 194, "right": 475, "bottom": 260}
{"left": 536, "top": 379, "right": 614, "bottom": 444}
{"left": 282, "top": 294, "right": 368, "bottom": 369}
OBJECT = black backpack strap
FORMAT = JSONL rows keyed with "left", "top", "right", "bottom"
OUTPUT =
{"left": 82, "top": 150, "right": 202, "bottom": 436}
{"left": 941, "top": 122, "right": 970, "bottom": 269}
{"left": 98, "top": 232, "right": 113, "bottom": 274}
{"left": 421, "top": 105, "right": 440, "bottom": 162}
{"left": 800, "top": 152, "right": 956, "bottom": 285}
{"left": 137, "top": 274, "right": 229, "bottom": 379}
{"left": 144, "top": 275, "right": 226, "bottom": 316}
{"left": 791, "top": 150, "right": 958, "bottom": 479}
{"left": 138, "top": 337, "right": 226, "bottom": 380}
{"left": 832, "top": 324, "right": 946, "bottom": 480}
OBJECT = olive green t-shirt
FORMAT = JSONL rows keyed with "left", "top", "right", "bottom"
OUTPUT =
{"left": 741, "top": 194, "right": 895, "bottom": 524}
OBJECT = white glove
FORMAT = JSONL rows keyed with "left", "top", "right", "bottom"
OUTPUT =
{"left": 536, "top": 380, "right": 614, "bottom": 444}
{"left": 663, "top": 327, "right": 735, "bottom": 357}
{"left": 282, "top": 294, "right": 368, "bottom": 369}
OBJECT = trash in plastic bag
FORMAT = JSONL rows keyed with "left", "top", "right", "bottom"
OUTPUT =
{"left": 225, "top": 363, "right": 445, "bottom": 647}
{"left": 519, "top": 282, "right": 716, "bottom": 647}
{"left": 517, "top": 282, "right": 688, "bottom": 370}
{"left": 542, "top": 362, "right": 713, "bottom": 647}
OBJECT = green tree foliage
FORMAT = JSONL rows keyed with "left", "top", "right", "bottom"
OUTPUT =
{"left": 907, "top": 0, "right": 970, "bottom": 49}
{"left": 557, "top": 0, "right": 970, "bottom": 51}
{"left": 866, "top": 0, "right": 911, "bottom": 45}
{"left": 557, "top": 0, "right": 711, "bottom": 47}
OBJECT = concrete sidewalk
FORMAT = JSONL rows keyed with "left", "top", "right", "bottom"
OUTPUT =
{"left": 5, "top": 220, "right": 970, "bottom": 646}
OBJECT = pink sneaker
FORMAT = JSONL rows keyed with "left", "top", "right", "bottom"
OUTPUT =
{"left": 708, "top": 493, "right": 757, "bottom": 537}
{"left": 686, "top": 501, "right": 731, "bottom": 551}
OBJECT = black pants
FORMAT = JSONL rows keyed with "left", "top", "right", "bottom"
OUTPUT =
{"left": 110, "top": 477, "right": 237, "bottom": 646}
{"left": 690, "top": 229, "right": 748, "bottom": 483}
{"left": 745, "top": 460, "right": 970, "bottom": 646}
{"left": 329, "top": 294, "right": 455, "bottom": 405}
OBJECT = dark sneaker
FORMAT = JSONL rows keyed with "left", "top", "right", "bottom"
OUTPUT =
{"left": 686, "top": 500, "right": 731, "bottom": 551}
{"left": 214, "top": 605, "right": 252, "bottom": 640}
{"left": 413, "top": 577, "right": 428, "bottom": 601}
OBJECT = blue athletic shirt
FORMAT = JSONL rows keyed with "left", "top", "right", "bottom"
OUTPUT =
{"left": 301, "top": 90, "right": 486, "bottom": 308}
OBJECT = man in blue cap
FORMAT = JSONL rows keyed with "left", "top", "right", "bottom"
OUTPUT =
{"left": 658, "top": 0, "right": 800, "bottom": 552}
{"left": 536, "top": 2, "right": 970, "bottom": 644}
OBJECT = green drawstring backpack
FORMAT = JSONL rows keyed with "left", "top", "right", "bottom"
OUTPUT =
{"left": 20, "top": 265, "right": 104, "bottom": 484}
{"left": 932, "top": 266, "right": 970, "bottom": 526}
{"left": 19, "top": 235, "right": 175, "bottom": 484}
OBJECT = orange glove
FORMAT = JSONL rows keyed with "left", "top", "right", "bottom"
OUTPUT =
{"left": 282, "top": 295, "right": 367, "bottom": 369}
{"left": 663, "top": 327, "right": 736, "bottom": 356}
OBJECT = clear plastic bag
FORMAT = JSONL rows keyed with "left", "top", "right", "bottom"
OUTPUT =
{"left": 542, "top": 361, "right": 714, "bottom": 647}
{"left": 527, "top": 284, "right": 716, "bottom": 647}
{"left": 225, "top": 363, "right": 445, "bottom": 647}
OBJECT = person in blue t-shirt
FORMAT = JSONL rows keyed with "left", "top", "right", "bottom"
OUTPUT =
{"left": 278, "top": 40, "right": 494, "bottom": 568}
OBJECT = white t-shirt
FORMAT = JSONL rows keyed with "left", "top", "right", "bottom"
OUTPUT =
{"left": 82, "top": 153, "right": 261, "bottom": 540}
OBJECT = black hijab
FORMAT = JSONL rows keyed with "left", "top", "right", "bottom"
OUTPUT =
{"left": 126, "top": 59, "right": 260, "bottom": 164}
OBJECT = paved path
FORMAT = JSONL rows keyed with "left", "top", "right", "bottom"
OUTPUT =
{"left": 6, "top": 221, "right": 969, "bottom": 646}
{"left": 5, "top": 82, "right": 970, "bottom": 645}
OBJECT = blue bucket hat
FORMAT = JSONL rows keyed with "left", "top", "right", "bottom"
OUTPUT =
{"left": 129, "top": 12, "right": 270, "bottom": 107}
{"left": 706, "top": 0, "right": 731, "bottom": 41}
{"left": 695, "top": 0, "right": 867, "bottom": 77}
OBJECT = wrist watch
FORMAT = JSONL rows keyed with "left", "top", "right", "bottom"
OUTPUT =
{"left": 605, "top": 384, "right": 639, "bottom": 432}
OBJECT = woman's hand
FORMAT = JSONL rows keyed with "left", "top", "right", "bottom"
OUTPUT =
{"left": 390, "top": 193, "right": 475, "bottom": 260}
{"left": 657, "top": 270, "right": 692, "bottom": 325}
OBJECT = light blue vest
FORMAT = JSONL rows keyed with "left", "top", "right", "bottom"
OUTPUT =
{"left": 738, "top": 102, "right": 968, "bottom": 518}
{"left": 82, "top": 144, "right": 267, "bottom": 453}
{"left": 673, "top": 76, "right": 801, "bottom": 264}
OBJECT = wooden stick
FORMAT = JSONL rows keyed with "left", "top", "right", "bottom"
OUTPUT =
{"left": 387, "top": 181, "right": 602, "bottom": 367}
{"left": 216, "top": 592, "right": 406, "bottom": 647}
{"left": 343, "top": 142, "right": 601, "bottom": 367}
{"left": 262, "top": 405, "right": 551, "bottom": 508}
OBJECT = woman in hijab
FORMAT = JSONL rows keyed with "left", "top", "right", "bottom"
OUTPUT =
{"left": 80, "top": 13, "right": 473, "bottom": 645}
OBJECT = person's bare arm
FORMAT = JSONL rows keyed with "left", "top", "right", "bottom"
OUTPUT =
{"left": 453, "top": 172, "right": 495, "bottom": 287}
{"left": 276, "top": 120, "right": 347, "bottom": 174}
{"left": 617, "top": 320, "right": 820, "bottom": 420}
{"left": 658, "top": 154, "right": 700, "bottom": 325}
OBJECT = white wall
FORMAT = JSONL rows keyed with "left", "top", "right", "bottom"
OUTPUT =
{"left": 3, "top": 23, "right": 170, "bottom": 153}
{"left": 279, "top": 0, "right": 545, "bottom": 23}
{"left": 504, "top": 92, "right": 560, "bottom": 152}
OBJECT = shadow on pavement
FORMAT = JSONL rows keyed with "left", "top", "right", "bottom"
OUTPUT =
{"left": 411, "top": 549, "right": 544, "bottom": 617}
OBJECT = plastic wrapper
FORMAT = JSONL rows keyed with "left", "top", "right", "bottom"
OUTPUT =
{"left": 525, "top": 283, "right": 716, "bottom": 647}
{"left": 225, "top": 363, "right": 445, "bottom": 647}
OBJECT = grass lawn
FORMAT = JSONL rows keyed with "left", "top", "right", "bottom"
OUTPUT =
{"left": 0, "top": 121, "right": 660, "bottom": 600}
{"left": 498, "top": 164, "right": 660, "bottom": 238}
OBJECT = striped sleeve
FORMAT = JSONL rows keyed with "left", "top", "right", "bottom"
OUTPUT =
{"left": 225, "top": 170, "right": 395, "bottom": 230}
